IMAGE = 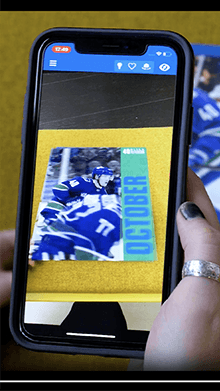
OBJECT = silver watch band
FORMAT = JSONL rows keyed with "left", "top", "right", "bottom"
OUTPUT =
{"left": 182, "top": 260, "right": 220, "bottom": 283}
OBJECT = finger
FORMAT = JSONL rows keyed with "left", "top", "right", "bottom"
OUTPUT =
{"left": 0, "top": 230, "right": 15, "bottom": 270}
{"left": 176, "top": 201, "right": 220, "bottom": 266}
{"left": 186, "top": 168, "right": 220, "bottom": 230}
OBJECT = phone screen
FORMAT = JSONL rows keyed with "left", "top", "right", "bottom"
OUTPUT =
{"left": 24, "top": 41, "right": 177, "bottom": 350}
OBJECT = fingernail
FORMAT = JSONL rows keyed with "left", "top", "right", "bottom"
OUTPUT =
{"left": 179, "top": 202, "right": 205, "bottom": 221}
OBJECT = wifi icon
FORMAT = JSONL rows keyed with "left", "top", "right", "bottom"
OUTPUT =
{"left": 156, "top": 51, "right": 162, "bottom": 56}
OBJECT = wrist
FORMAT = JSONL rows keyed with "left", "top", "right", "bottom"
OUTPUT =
{"left": 174, "top": 275, "right": 220, "bottom": 316}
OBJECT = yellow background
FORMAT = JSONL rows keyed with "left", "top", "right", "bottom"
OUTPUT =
{"left": 27, "top": 127, "right": 172, "bottom": 301}
{"left": 1, "top": 11, "right": 220, "bottom": 371}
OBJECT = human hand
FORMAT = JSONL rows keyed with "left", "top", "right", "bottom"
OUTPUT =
{"left": 144, "top": 168, "right": 220, "bottom": 371}
{"left": 0, "top": 230, "right": 15, "bottom": 307}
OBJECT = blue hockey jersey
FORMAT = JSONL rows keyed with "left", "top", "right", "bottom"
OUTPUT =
{"left": 58, "top": 194, "right": 121, "bottom": 257}
{"left": 32, "top": 194, "right": 121, "bottom": 260}
{"left": 189, "top": 88, "right": 220, "bottom": 167}
{"left": 41, "top": 176, "right": 107, "bottom": 223}
{"left": 53, "top": 176, "right": 107, "bottom": 203}
{"left": 192, "top": 88, "right": 220, "bottom": 138}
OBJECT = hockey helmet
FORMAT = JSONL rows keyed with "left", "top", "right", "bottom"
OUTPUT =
{"left": 92, "top": 166, "right": 113, "bottom": 179}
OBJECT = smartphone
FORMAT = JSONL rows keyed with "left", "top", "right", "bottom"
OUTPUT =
{"left": 9, "top": 28, "right": 193, "bottom": 359}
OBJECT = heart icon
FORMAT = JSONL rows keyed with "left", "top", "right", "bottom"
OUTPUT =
{"left": 128, "top": 63, "right": 137, "bottom": 70}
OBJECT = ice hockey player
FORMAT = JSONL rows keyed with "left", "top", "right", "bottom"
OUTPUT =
{"left": 40, "top": 166, "right": 114, "bottom": 224}
{"left": 32, "top": 194, "right": 121, "bottom": 261}
{"left": 188, "top": 88, "right": 220, "bottom": 168}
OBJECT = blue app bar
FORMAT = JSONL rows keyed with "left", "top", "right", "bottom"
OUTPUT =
{"left": 43, "top": 43, "right": 177, "bottom": 75}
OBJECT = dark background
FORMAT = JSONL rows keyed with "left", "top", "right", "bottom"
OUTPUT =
{"left": 39, "top": 72, "right": 176, "bottom": 129}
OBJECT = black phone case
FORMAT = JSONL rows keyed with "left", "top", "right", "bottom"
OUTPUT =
{"left": 9, "top": 27, "right": 194, "bottom": 359}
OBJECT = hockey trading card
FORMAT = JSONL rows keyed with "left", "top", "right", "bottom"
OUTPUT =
{"left": 29, "top": 146, "right": 157, "bottom": 262}
{"left": 190, "top": 44, "right": 220, "bottom": 223}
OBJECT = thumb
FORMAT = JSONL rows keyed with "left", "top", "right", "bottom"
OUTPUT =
{"left": 176, "top": 202, "right": 220, "bottom": 266}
